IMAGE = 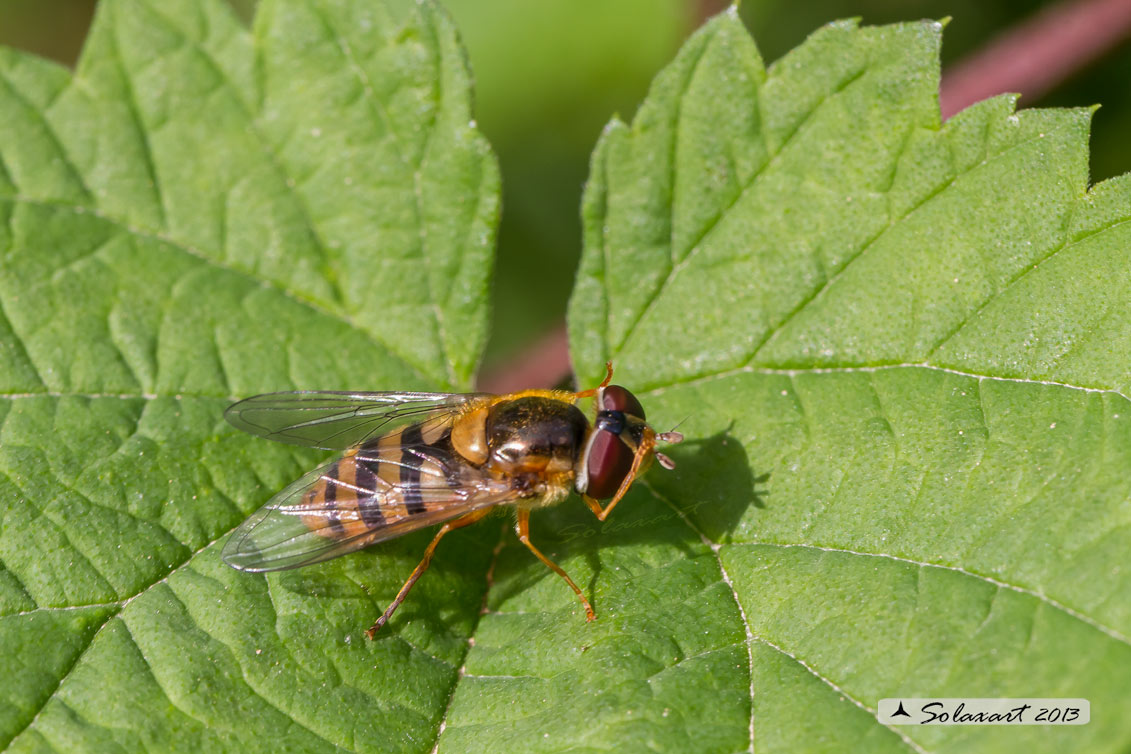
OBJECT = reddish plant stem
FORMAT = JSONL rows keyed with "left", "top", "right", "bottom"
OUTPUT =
{"left": 477, "top": 323, "right": 572, "bottom": 393}
{"left": 940, "top": 0, "right": 1131, "bottom": 118}
{"left": 696, "top": 0, "right": 731, "bottom": 24}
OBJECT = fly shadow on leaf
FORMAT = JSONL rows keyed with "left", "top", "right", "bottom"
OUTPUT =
{"left": 485, "top": 426, "right": 765, "bottom": 613}
{"left": 266, "top": 522, "right": 498, "bottom": 640}
{"left": 651, "top": 424, "right": 769, "bottom": 540}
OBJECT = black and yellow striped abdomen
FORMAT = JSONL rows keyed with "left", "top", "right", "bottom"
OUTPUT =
{"left": 297, "top": 414, "right": 466, "bottom": 542}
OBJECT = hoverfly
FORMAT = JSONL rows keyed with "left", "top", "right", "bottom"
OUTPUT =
{"left": 222, "top": 364, "right": 682, "bottom": 638}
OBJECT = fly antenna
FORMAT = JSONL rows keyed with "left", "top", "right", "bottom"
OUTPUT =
{"left": 657, "top": 416, "right": 689, "bottom": 444}
{"left": 656, "top": 417, "right": 686, "bottom": 445}
{"left": 655, "top": 416, "right": 685, "bottom": 467}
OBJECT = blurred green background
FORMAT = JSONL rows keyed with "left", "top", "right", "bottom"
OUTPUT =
{"left": 3, "top": 0, "right": 1129, "bottom": 373}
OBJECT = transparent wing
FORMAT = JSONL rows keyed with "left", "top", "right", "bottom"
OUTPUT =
{"left": 225, "top": 390, "right": 489, "bottom": 449}
{"left": 221, "top": 428, "right": 514, "bottom": 572}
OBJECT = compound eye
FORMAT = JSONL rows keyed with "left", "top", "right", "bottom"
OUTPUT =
{"left": 583, "top": 428, "right": 634, "bottom": 500}
{"left": 599, "top": 385, "right": 645, "bottom": 420}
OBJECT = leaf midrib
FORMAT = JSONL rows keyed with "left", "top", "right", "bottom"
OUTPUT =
{"left": 614, "top": 123, "right": 1072, "bottom": 391}
{"left": 640, "top": 363, "right": 1131, "bottom": 405}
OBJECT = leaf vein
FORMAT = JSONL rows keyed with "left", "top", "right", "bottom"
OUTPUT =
{"left": 0, "top": 296, "right": 45, "bottom": 390}
{"left": 0, "top": 562, "right": 37, "bottom": 612}
{"left": 161, "top": 584, "right": 351, "bottom": 752}
{"left": 643, "top": 481, "right": 757, "bottom": 754}
{"left": 306, "top": 0, "right": 410, "bottom": 165}
{"left": 0, "top": 612, "right": 107, "bottom": 750}
{"left": 750, "top": 129, "right": 1058, "bottom": 365}
{"left": 5, "top": 602, "right": 124, "bottom": 619}
{"left": 642, "top": 363, "right": 1131, "bottom": 405}
{"left": 746, "top": 542, "right": 1131, "bottom": 649}
{"left": 0, "top": 72, "right": 94, "bottom": 204}
{"left": 108, "top": 14, "right": 168, "bottom": 230}
{"left": 5, "top": 521, "right": 244, "bottom": 747}
{"left": 140, "top": 1, "right": 350, "bottom": 312}
{"left": 3, "top": 194, "right": 429, "bottom": 385}
{"left": 614, "top": 62, "right": 869, "bottom": 358}
{"left": 648, "top": 480, "right": 930, "bottom": 754}
{"left": 305, "top": 0, "right": 457, "bottom": 384}
{"left": 751, "top": 635, "right": 930, "bottom": 754}
{"left": 428, "top": 524, "right": 507, "bottom": 753}
{"left": 1069, "top": 212, "right": 1131, "bottom": 245}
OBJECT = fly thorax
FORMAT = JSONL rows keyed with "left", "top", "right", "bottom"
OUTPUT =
{"left": 485, "top": 397, "right": 588, "bottom": 482}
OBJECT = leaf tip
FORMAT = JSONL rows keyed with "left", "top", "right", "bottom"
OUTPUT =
{"left": 602, "top": 114, "right": 629, "bottom": 135}
{"left": 827, "top": 17, "right": 863, "bottom": 32}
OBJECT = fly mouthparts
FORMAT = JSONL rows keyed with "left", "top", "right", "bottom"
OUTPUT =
{"left": 655, "top": 430, "right": 682, "bottom": 469}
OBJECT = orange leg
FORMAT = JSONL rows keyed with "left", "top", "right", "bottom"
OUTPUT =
{"left": 573, "top": 362, "right": 614, "bottom": 400}
{"left": 366, "top": 507, "right": 494, "bottom": 638}
{"left": 515, "top": 508, "right": 595, "bottom": 622}
{"left": 582, "top": 432, "right": 655, "bottom": 522}
{"left": 582, "top": 494, "right": 604, "bottom": 518}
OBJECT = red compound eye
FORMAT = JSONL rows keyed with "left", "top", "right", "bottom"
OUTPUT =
{"left": 599, "top": 385, "right": 645, "bottom": 420}
{"left": 583, "top": 426, "right": 634, "bottom": 500}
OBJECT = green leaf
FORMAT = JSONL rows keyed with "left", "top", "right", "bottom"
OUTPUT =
{"left": 4, "top": 3, "right": 1130, "bottom": 753}
{"left": 567, "top": 9, "right": 1131, "bottom": 754}
{"left": 0, "top": 0, "right": 498, "bottom": 750}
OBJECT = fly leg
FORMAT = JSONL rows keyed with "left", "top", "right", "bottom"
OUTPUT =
{"left": 366, "top": 507, "right": 494, "bottom": 638}
{"left": 515, "top": 508, "right": 595, "bottom": 622}
{"left": 581, "top": 429, "right": 656, "bottom": 522}
{"left": 572, "top": 361, "right": 614, "bottom": 400}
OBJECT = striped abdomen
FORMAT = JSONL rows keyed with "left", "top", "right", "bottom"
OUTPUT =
{"left": 297, "top": 415, "right": 468, "bottom": 542}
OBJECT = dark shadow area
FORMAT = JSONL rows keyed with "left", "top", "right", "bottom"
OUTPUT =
{"left": 272, "top": 529, "right": 438, "bottom": 601}
{"left": 270, "top": 522, "right": 500, "bottom": 642}
{"left": 651, "top": 426, "right": 767, "bottom": 542}
{"left": 486, "top": 428, "right": 764, "bottom": 612}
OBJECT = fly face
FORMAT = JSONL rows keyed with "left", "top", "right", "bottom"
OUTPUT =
{"left": 576, "top": 383, "right": 683, "bottom": 501}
